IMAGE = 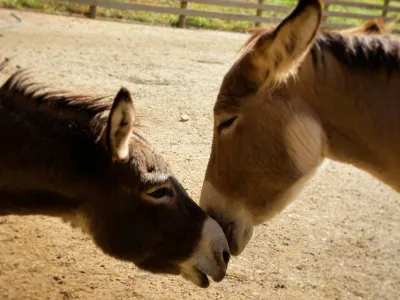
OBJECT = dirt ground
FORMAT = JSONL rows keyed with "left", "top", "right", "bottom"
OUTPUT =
{"left": 0, "top": 8, "right": 399, "bottom": 300}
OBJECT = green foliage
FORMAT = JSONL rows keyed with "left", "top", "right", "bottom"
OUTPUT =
{"left": 0, "top": 0, "right": 398, "bottom": 33}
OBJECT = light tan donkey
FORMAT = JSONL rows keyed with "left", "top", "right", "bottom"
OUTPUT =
{"left": 246, "top": 17, "right": 395, "bottom": 47}
{"left": 199, "top": 0, "right": 400, "bottom": 256}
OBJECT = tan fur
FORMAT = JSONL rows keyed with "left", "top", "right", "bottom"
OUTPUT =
{"left": 107, "top": 95, "right": 135, "bottom": 162}
{"left": 200, "top": 0, "right": 400, "bottom": 257}
{"left": 284, "top": 113, "right": 323, "bottom": 174}
{"left": 337, "top": 17, "right": 398, "bottom": 35}
{"left": 200, "top": 181, "right": 254, "bottom": 255}
{"left": 245, "top": 17, "right": 394, "bottom": 54}
{"left": 250, "top": 3, "right": 322, "bottom": 90}
{"left": 258, "top": 165, "right": 320, "bottom": 222}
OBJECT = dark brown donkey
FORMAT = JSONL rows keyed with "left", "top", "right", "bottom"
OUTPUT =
{"left": 199, "top": 0, "right": 400, "bottom": 256}
{"left": 0, "top": 65, "right": 229, "bottom": 288}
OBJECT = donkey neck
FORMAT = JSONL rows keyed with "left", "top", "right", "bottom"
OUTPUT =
{"left": 293, "top": 33, "right": 400, "bottom": 190}
{"left": 0, "top": 115, "right": 110, "bottom": 218}
{"left": 0, "top": 73, "right": 112, "bottom": 217}
{"left": 0, "top": 119, "right": 109, "bottom": 217}
{"left": 0, "top": 189, "right": 81, "bottom": 217}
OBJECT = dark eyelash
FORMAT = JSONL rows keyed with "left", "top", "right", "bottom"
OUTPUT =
{"left": 217, "top": 116, "right": 237, "bottom": 133}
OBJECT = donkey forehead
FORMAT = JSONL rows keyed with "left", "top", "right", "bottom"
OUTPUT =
{"left": 128, "top": 134, "right": 171, "bottom": 173}
{"left": 215, "top": 46, "right": 278, "bottom": 113}
{"left": 215, "top": 73, "right": 260, "bottom": 113}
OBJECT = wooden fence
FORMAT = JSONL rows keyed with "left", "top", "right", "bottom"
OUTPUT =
{"left": 59, "top": 0, "right": 400, "bottom": 33}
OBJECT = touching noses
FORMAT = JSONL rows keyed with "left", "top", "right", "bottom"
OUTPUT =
{"left": 217, "top": 246, "right": 231, "bottom": 278}
{"left": 202, "top": 217, "right": 231, "bottom": 282}
{"left": 212, "top": 220, "right": 231, "bottom": 279}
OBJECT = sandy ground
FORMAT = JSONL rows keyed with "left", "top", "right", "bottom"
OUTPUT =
{"left": 0, "top": 8, "right": 399, "bottom": 300}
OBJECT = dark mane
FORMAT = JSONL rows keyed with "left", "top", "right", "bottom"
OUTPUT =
{"left": 0, "top": 70, "right": 112, "bottom": 125}
{"left": 310, "top": 32, "right": 400, "bottom": 73}
{"left": 239, "top": 28, "right": 400, "bottom": 75}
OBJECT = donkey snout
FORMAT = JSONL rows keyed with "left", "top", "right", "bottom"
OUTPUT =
{"left": 202, "top": 217, "right": 230, "bottom": 281}
{"left": 180, "top": 216, "right": 230, "bottom": 287}
{"left": 211, "top": 248, "right": 230, "bottom": 282}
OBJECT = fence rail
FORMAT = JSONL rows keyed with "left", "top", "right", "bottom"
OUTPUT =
{"left": 59, "top": 0, "right": 400, "bottom": 33}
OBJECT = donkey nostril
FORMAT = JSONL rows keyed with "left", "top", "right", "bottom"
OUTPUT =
{"left": 222, "top": 250, "right": 230, "bottom": 265}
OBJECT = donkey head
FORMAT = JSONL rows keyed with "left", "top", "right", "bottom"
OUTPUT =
{"left": 199, "top": 0, "right": 325, "bottom": 255}
{"left": 0, "top": 78, "right": 230, "bottom": 288}
{"left": 0, "top": 62, "right": 231, "bottom": 287}
{"left": 78, "top": 87, "right": 231, "bottom": 287}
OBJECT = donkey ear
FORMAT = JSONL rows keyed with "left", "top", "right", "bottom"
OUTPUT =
{"left": 247, "top": 27, "right": 264, "bottom": 34}
{"left": 106, "top": 87, "right": 135, "bottom": 162}
{"left": 365, "top": 18, "right": 385, "bottom": 34}
{"left": 251, "top": 0, "right": 322, "bottom": 86}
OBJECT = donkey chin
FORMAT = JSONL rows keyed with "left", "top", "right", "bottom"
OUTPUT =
{"left": 134, "top": 217, "right": 230, "bottom": 288}
{"left": 100, "top": 215, "right": 231, "bottom": 288}
{"left": 199, "top": 181, "right": 256, "bottom": 257}
{"left": 179, "top": 218, "right": 231, "bottom": 287}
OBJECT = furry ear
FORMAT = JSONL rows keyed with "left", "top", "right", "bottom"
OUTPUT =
{"left": 247, "top": 27, "right": 265, "bottom": 35}
{"left": 339, "top": 18, "right": 387, "bottom": 35}
{"left": 355, "top": 17, "right": 399, "bottom": 35}
{"left": 363, "top": 18, "right": 386, "bottom": 34}
{"left": 105, "top": 87, "right": 135, "bottom": 162}
{"left": 250, "top": 0, "right": 322, "bottom": 88}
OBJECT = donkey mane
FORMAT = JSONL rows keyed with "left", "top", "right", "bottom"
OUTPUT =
{"left": 0, "top": 70, "right": 112, "bottom": 121}
{"left": 311, "top": 32, "right": 400, "bottom": 73}
{"left": 239, "top": 28, "right": 400, "bottom": 75}
{"left": 0, "top": 64, "right": 147, "bottom": 151}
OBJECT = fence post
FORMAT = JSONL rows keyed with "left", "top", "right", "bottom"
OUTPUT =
{"left": 89, "top": 5, "right": 97, "bottom": 19}
{"left": 178, "top": 1, "right": 188, "bottom": 28}
{"left": 382, "top": 0, "right": 391, "bottom": 17}
{"left": 255, "top": 0, "right": 263, "bottom": 27}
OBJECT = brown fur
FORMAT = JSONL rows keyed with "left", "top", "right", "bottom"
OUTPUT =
{"left": 243, "top": 17, "right": 393, "bottom": 55}
{"left": 0, "top": 66, "right": 229, "bottom": 287}
{"left": 337, "top": 18, "right": 388, "bottom": 35}
{"left": 199, "top": 0, "right": 400, "bottom": 257}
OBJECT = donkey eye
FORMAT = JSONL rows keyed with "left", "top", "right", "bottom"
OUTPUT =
{"left": 147, "top": 187, "right": 173, "bottom": 200}
{"left": 217, "top": 116, "right": 237, "bottom": 133}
